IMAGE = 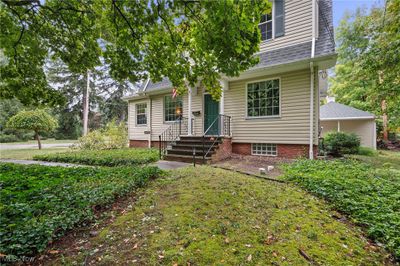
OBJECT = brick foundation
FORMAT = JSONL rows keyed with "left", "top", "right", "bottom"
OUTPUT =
{"left": 129, "top": 140, "right": 161, "bottom": 149}
{"left": 211, "top": 138, "right": 232, "bottom": 163}
{"left": 232, "top": 143, "right": 318, "bottom": 159}
{"left": 129, "top": 139, "right": 149, "bottom": 148}
{"left": 232, "top": 143, "right": 252, "bottom": 156}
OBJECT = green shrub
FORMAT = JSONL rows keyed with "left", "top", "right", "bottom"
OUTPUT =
{"left": 0, "top": 163, "right": 162, "bottom": 256}
{"left": 357, "top": 146, "right": 377, "bottom": 156}
{"left": 0, "top": 132, "right": 34, "bottom": 143}
{"left": 282, "top": 159, "right": 400, "bottom": 259}
{"left": 73, "top": 121, "right": 127, "bottom": 150}
{"left": 34, "top": 148, "right": 158, "bottom": 166}
{"left": 324, "top": 131, "right": 360, "bottom": 156}
{"left": 0, "top": 133, "right": 19, "bottom": 143}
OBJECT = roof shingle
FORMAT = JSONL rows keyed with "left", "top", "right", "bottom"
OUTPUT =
{"left": 320, "top": 102, "right": 375, "bottom": 120}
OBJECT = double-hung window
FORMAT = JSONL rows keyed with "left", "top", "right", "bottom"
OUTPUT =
{"left": 164, "top": 95, "right": 183, "bottom": 122}
{"left": 247, "top": 79, "right": 280, "bottom": 117}
{"left": 258, "top": 0, "right": 285, "bottom": 41}
{"left": 136, "top": 103, "right": 147, "bottom": 125}
{"left": 259, "top": 14, "right": 273, "bottom": 41}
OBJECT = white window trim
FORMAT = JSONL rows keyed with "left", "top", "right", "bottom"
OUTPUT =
{"left": 135, "top": 101, "right": 148, "bottom": 127}
{"left": 163, "top": 95, "right": 183, "bottom": 124}
{"left": 251, "top": 143, "right": 278, "bottom": 157}
{"left": 259, "top": 0, "right": 275, "bottom": 43}
{"left": 245, "top": 77, "right": 282, "bottom": 119}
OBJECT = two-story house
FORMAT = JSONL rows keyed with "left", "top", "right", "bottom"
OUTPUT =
{"left": 124, "top": 0, "right": 336, "bottom": 162}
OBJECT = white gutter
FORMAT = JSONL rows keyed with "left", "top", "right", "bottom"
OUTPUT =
{"left": 320, "top": 116, "right": 375, "bottom": 121}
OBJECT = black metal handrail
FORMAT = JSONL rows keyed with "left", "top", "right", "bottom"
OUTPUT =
{"left": 202, "top": 114, "right": 231, "bottom": 163}
{"left": 158, "top": 116, "right": 190, "bottom": 159}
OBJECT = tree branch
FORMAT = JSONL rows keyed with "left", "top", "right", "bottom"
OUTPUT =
{"left": 112, "top": 0, "right": 137, "bottom": 39}
{"left": 156, "top": 0, "right": 177, "bottom": 45}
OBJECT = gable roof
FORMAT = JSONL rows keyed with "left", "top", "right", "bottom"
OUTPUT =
{"left": 142, "top": 0, "right": 335, "bottom": 94}
{"left": 320, "top": 102, "right": 375, "bottom": 120}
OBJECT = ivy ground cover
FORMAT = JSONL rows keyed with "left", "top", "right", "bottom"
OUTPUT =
{"left": 0, "top": 163, "right": 161, "bottom": 257}
{"left": 33, "top": 148, "right": 158, "bottom": 167}
{"left": 282, "top": 159, "right": 400, "bottom": 259}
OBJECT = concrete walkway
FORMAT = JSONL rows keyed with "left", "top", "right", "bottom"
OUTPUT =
{"left": 0, "top": 143, "right": 74, "bottom": 150}
{"left": 151, "top": 160, "right": 191, "bottom": 170}
{"left": 0, "top": 159, "right": 87, "bottom": 167}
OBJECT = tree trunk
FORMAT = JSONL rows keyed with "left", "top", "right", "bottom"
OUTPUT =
{"left": 83, "top": 70, "right": 90, "bottom": 136}
{"left": 381, "top": 100, "right": 389, "bottom": 141}
{"left": 35, "top": 131, "right": 42, "bottom": 150}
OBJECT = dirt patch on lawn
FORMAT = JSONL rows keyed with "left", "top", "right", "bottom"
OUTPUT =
{"left": 213, "top": 154, "right": 292, "bottom": 178}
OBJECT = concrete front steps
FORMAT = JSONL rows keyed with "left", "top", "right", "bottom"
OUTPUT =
{"left": 164, "top": 136, "right": 223, "bottom": 164}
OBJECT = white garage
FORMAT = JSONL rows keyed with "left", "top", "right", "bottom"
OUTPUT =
{"left": 320, "top": 102, "right": 376, "bottom": 149}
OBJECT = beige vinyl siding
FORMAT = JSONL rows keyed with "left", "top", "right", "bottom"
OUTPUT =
{"left": 191, "top": 90, "right": 204, "bottom": 136}
{"left": 225, "top": 68, "right": 317, "bottom": 144}
{"left": 128, "top": 99, "right": 150, "bottom": 141}
{"left": 259, "top": 0, "right": 313, "bottom": 53}
{"left": 149, "top": 94, "right": 188, "bottom": 141}
{"left": 321, "top": 119, "right": 376, "bottom": 148}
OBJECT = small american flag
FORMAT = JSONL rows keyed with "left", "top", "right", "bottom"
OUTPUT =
{"left": 172, "top": 88, "right": 178, "bottom": 98}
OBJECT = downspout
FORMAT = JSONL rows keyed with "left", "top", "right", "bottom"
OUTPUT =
{"left": 309, "top": 62, "right": 315, "bottom": 159}
{"left": 149, "top": 98, "right": 152, "bottom": 148}
{"left": 309, "top": 0, "right": 317, "bottom": 159}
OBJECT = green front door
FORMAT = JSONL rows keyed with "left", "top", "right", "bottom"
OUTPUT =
{"left": 204, "top": 94, "right": 219, "bottom": 135}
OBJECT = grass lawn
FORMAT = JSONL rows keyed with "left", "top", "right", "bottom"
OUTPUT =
{"left": 0, "top": 138, "right": 76, "bottom": 145}
{"left": 350, "top": 150, "right": 400, "bottom": 171}
{"left": 33, "top": 148, "right": 159, "bottom": 166}
{"left": 49, "top": 166, "right": 392, "bottom": 265}
{"left": 0, "top": 147, "right": 70, "bottom": 160}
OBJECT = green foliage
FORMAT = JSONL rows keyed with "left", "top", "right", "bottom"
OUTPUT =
{"left": 0, "top": 98, "right": 35, "bottom": 142}
{"left": 6, "top": 109, "right": 58, "bottom": 133}
{"left": 357, "top": 146, "right": 377, "bottom": 156}
{"left": 0, "top": 163, "right": 161, "bottom": 256}
{"left": 0, "top": 133, "right": 19, "bottom": 143}
{"left": 73, "top": 121, "right": 127, "bottom": 150}
{"left": 1, "top": 0, "right": 270, "bottom": 105}
{"left": 330, "top": 3, "right": 400, "bottom": 131}
{"left": 324, "top": 131, "right": 360, "bottom": 156}
{"left": 34, "top": 148, "right": 158, "bottom": 167}
{"left": 282, "top": 159, "right": 400, "bottom": 259}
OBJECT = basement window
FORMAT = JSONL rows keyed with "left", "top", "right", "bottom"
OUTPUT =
{"left": 252, "top": 143, "right": 277, "bottom": 156}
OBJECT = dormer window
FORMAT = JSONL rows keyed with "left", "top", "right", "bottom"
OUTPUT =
{"left": 259, "top": 0, "right": 285, "bottom": 41}
{"left": 259, "top": 14, "right": 273, "bottom": 41}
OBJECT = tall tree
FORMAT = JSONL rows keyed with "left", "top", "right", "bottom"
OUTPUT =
{"left": 330, "top": 1, "right": 400, "bottom": 140}
{"left": 1, "top": 0, "right": 270, "bottom": 105}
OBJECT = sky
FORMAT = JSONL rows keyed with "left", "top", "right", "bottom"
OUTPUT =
{"left": 332, "top": 0, "right": 384, "bottom": 28}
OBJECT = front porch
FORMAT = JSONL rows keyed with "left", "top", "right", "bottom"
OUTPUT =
{"left": 158, "top": 114, "right": 232, "bottom": 164}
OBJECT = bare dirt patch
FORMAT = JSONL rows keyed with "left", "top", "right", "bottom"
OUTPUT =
{"left": 213, "top": 154, "right": 292, "bottom": 178}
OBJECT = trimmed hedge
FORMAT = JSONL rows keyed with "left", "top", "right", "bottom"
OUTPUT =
{"left": 282, "top": 159, "right": 400, "bottom": 259}
{"left": 33, "top": 148, "right": 158, "bottom": 166}
{"left": 0, "top": 163, "right": 161, "bottom": 256}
